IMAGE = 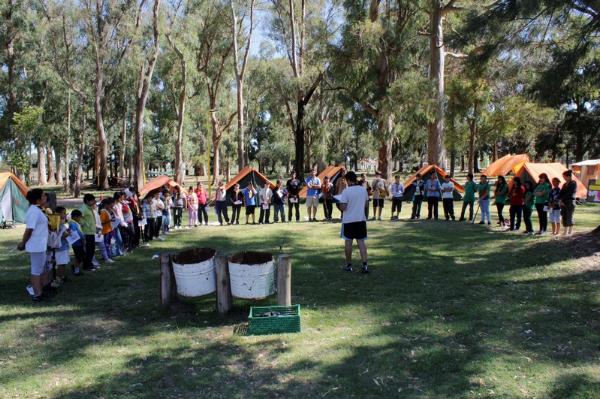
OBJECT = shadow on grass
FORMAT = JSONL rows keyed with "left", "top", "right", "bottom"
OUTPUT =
{"left": 0, "top": 219, "right": 598, "bottom": 397}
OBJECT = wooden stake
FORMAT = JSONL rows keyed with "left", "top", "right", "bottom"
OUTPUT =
{"left": 277, "top": 254, "right": 292, "bottom": 306}
{"left": 160, "top": 253, "right": 177, "bottom": 307}
{"left": 215, "top": 254, "right": 232, "bottom": 315}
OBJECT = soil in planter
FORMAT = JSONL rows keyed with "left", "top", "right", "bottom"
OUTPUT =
{"left": 173, "top": 248, "right": 216, "bottom": 265}
{"left": 230, "top": 251, "right": 273, "bottom": 265}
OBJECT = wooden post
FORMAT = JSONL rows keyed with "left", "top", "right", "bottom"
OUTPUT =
{"left": 277, "top": 254, "right": 292, "bottom": 306}
{"left": 160, "top": 253, "right": 177, "bottom": 307}
{"left": 215, "top": 254, "right": 232, "bottom": 315}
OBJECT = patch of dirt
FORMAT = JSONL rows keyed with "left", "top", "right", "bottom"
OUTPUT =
{"left": 230, "top": 251, "right": 273, "bottom": 265}
{"left": 173, "top": 248, "right": 216, "bottom": 264}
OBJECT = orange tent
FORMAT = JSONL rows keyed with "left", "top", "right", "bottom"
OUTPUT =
{"left": 224, "top": 166, "right": 275, "bottom": 191}
{"left": 299, "top": 165, "right": 345, "bottom": 198}
{"left": 140, "top": 175, "right": 187, "bottom": 197}
{"left": 483, "top": 154, "right": 530, "bottom": 177}
{"left": 572, "top": 160, "right": 600, "bottom": 188}
{"left": 512, "top": 162, "right": 587, "bottom": 199}
{"left": 0, "top": 172, "right": 28, "bottom": 197}
{"left": 404, "top": 165, "right": 465, "bottom": 193}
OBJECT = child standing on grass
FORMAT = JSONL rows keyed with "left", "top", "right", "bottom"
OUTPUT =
{"left": 243, "top": 182, "right": 257, "bottom": 224}
{"left": 494, "top": 176, "right": 509, "bottom": 227}
{"left": 162, "top": 191, "right": 173, "bottom": 234}
{"left": 523, "top": 181, "right": 535, "bottom": 235}
{"left": 172, "top": 187, "right": 184, "bottom": 229}
{"left": 390, "top": 175, "right": 404, "bottom": 220}
{"left": 258, "top": 181, "right": 273, "bottom": 224}
{"left": 187, "top": 186, "right": 198, "bottom": 228}
{"left": 273, "top": 180, "right": 287, "bottom": 223}
{"left": 69, "top": 209, "right": 87, "bottom": 276}
{"left": 231, "top": 184, "right": 244, "bottom": 225}
{"left": 441, "top": 175, "right": 455, "bottom": 221}
{"left": 459, "top": 173, "right": 476, "bottom": 222}
{"left": 477, "top": 175, "right": 491, "bottom": 225}
{"left": 142, "top": 196, "right": 154, "bottom": 243}
{"left": 548, "top": 177, "right": 561, "bottom": 235}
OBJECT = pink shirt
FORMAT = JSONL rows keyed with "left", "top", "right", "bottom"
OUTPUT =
{"left": 196, "top": 189, "right": 207, "bottom": 205}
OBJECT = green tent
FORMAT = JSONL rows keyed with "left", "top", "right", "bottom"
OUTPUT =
{"left": 0, "top": 172, "right": 29, "bottom": 226}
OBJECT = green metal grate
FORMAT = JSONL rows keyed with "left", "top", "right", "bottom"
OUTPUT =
{"left": 248, "top": 305, "right": 301, "bottom": 335}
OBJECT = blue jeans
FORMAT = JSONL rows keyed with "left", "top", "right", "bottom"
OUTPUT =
{"left": 273, "top": 203, "right": 285, "bottom": 222}
{"left": 479, "top": 199, "right": 491, "bottom": 223}
{"left": 215, "top": 201, "right": 229, "bottom": 224}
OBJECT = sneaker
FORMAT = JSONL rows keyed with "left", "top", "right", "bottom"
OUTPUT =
{"left": 158, "top": 237, "right": 165, "bottom": 241}
{"left": 32, "top": 295, "right": 43, "bottom": 302}
{"left": 361, "top": 265, "right": 370, "bottom": 274}
{"left": 106, "top": 258, "right": 115, "bottom": 264}
{"left": 26, "top": 285, "right": 35, "bottom": 297}
{"left": 478, "top": 221, "right": 485, "bottom": 225}
{"left": 344, "top": 265, "right": 353, "bottom": 272}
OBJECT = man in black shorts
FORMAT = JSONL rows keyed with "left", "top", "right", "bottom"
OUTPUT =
{"left": 337, "top": 171, "right": 369, "bottom": 273}
{"left": 286, "top": 171, "right": 301, "bottom": 222}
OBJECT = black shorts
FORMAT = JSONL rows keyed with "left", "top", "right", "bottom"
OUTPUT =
{"left": 245, "top": 205, "right": 256, "bottom": 215}
{"left": 373, "top": 198, "right": 384, "bottom": 208}
{"left": 341, "top": 221, "right": 367, "bottom": 240}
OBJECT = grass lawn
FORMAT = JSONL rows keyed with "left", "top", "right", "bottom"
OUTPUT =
{"left": 1, "top": 202, "right": 599, "bottom": 398}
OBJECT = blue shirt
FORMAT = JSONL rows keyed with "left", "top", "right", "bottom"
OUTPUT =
{"left": 425, "top": 179, "right": 441, "bottom": 198}
{"left": 305, "top": 177, "right": 321, "bottom": 197}
{"left": 68, "top": 220, "right": 85, "bottom": 247}
{"left": 243, "top": 188, "right": 256, "bottom": 206}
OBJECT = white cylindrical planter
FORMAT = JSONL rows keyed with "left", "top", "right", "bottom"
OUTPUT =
{"left": 229, "top": 252, "right": 275, "bottom": 299}
{"left": 172, "top": 248, "right": 216, "bottom": 297}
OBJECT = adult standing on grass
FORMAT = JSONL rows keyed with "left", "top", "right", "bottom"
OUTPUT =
{"left": 335, "top": 168, "right": 348, "bottom": 219}
{"left": 441, "top": 175, "right": 455, "bottom": 221}
{"left": 286, "top": 171, "right": 302, "bottom": 222}
{"left": 533, "top": 173, "right": 551, "bottom": 235}
{"left": 508, "top": 176, "right": 525, "bottom": 231}
{"left": 337, "top": 171, "right": 369, "bottom": 274}
{"left": 390, "top": 175, "right": 404, "bottom": 220}
{"left": 18, "top": 189, "right": 49, "bottom": 302}
{"left": 172, "top": 187, "right": 184, "bottom": 229}
{"left": 81, "top": 193, "right": 99, "bottom": 269}
{"left": 559, "top": 169, "right": 577, "bottom": 236}
{"left": 231, "top": 184, "right": 244, "bottom": 225}
{"left": 425, "top": 173, "right": 441, "bottom": 220}
{"left": 243, "top": 182, "right": 257, "bottom": 224}
{"left": 215, "top": 181, "right": 230, "bottom": 226}
{"left": 494, "top": 176, "right": 509, "bottom": 227}
{"left": 459, "top": 173, "right": 476, "bottom": 222}
{"left": 258, "top": 181, "right": 273, "bottom": 224}
{"left": 523, "top": 181, "right": 535, "bottom": 235}
{"left": 371, "top": 171, "right": 387, "bottom": 221}
{"left": 477, "top": 175, "right": 492, "bottom": 225}
{"left": 305, "top": 169, "right": 321, "bottom": 222}
{"left": 196, "top": 183, "right": 209, "bottom": 226}
{"left": 272, "top": 180, "right": 287, "bottom": 223}
{"left": 321, "top": 176, "right": 334, "bottom": 221}
{"left": 410, "top": 173, "right": 425, "bottom": 220}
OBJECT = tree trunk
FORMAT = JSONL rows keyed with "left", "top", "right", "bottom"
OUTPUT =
{"left": 460, "top": 154, "right": 465, "bottom": 172}
{"left": 119, "top": 114, "right": 127, "bottom": 179}
{"left": 64, "top": 91, "right": 71, "bottom": 191}
{"left": 134, "top": 0, "right": 161, "bottom": 190}
{"left": 492, "top": 142, "right": 498, "bottom": 161}
{"left": 450, "top": 150, "right": 456, "bottom": 176}
{"left": 427, "top": 0, "right": 447, "bottom": 167}
{"left": 47, "top": 147, "right": 56, "bottom": 185}
{"left": 468, "top": 121, "right": 476, "bottom": 175}
{"left": 56, "top": 148, "right": 63, "bottom": 185}
{"left": 174, "top": 88, "right": 186, "bottom": 184}
{"left": 210, "top": 107, "right": 221, "bottom": 182}
{"left": 377, "top": 114, "right": 394, "bottom": 179}
{"left": 235, "top": 79, "right": 246, "bottom": 171}
{"left": 294, "top": 100, "right": 306, "bottom": 176}
{"left": 37, "top": 144, "right": 48, "bottom": 186}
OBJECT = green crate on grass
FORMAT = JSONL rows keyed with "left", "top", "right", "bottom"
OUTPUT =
{"left": 248, "top": 305, "right": 301, "bottom": 335}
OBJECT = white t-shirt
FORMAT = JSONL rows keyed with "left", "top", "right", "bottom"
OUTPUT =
{"left": 339, "top": 185, "right": 368, "bottom": 224}
{"left": 441, "top": 181, "right": 454, "bottom": 199}
{"left": 259, "top": 187, "right": 273, "bottom": 204}
{"left": 25, "top": 205, "right": 49, "bottom": 253}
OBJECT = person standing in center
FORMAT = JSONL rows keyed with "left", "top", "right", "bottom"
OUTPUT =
{"left": 425, "top": 173, "right": 441, "bottom": 220}
{"left": 196, "top": 183, "right": 209, "bottom": 226}
{"left": 477, "top": 175, "right": 492, "bottom": 225}
{"left": 321, "top": 176, "right": 334, "bottom": 221}
{"left": 523, "top": 181, "right": 535, "bottom": 235}
{"left": 258, "top": 181, "right": 273, "bottom": 224}
{"left": 80, "top": 194, "right": 99, "bottom": 270}
{"left": 273, "top": 180, "right": 287, "bottom": 223}
{"left": 559, "top": 169, "right": 577, "bottom": 236}
{"left": 305, "top": 169, "right": 321, "bottom": 222}
{"left": 441, "top": 175, "right": 455, "bottom": 221}
{"left": 371, "top": 171, "right": 387, "bottom": 221}
{"left": 533, "top": 173, "right": 551, "bottom": 235}
{"left": 286, "top": 171, "right": 301, "bottom": 222}
{"left": 494, "top": 176, "right": 509, "bottom": 227}
{"left": 459, "top": 173, "right": 476, "bottom": 222}
{"left": 410, "top": 174, "right": 425, "bottom": 220}
{"left": 215, "top": 181, "right": 230, "bottom": 225}
{"left": 243, "top": 182, "right": 257, "bottom": 224}
{"left": 390, "top": 175, "right": 404, "bottom": 220}
{"left": 338, "top": 171, "right": 369, "bottom": 274}
{"left": 508, "top": 176, "right": 525, "bottom": 231}
{"left": 231, "top": 184, "right": 244, "bottom": 225}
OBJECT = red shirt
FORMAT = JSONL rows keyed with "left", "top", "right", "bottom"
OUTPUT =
{"left": 510, "top": 186, "right": 525, "bottom": 206}
{"left": 195, "top": 188, "right": 207, "bottom": 205}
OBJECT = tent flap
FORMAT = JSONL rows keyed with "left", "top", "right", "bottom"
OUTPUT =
{"left": 512, "top": 162, "right": 588, "bottom": 199}
{"left": 483, "top": 154, "right": 530, "bottom": 177}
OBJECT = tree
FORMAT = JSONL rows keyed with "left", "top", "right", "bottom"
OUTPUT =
{"left": 133, "top": 0, "right": 162, "bottom": 190}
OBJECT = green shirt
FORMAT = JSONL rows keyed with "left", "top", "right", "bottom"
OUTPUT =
{"left": 477, "top": 182, "right": 490, "bottom": 199}
{"left": 463, "top": 181, "right": 476, "bottom": 202}
{"left": 80, "top": 204, "right": 97, "bottom": 235}
{"left": 494, "top": 183, "right": 508, "bottom": 204}
{"left": 533, "top": 182, "right": 550, "bottom": 204}
{"left": 524, "top": 191, "right": 534, "bottom": 209}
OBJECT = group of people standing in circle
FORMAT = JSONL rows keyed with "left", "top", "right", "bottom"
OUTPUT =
{"left": 419, "top": 169, "right": 579, "bottom": 236}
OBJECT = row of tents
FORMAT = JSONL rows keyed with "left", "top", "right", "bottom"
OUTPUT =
{"left": 1, "top": 155, "right": 596, "bottom": 224}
